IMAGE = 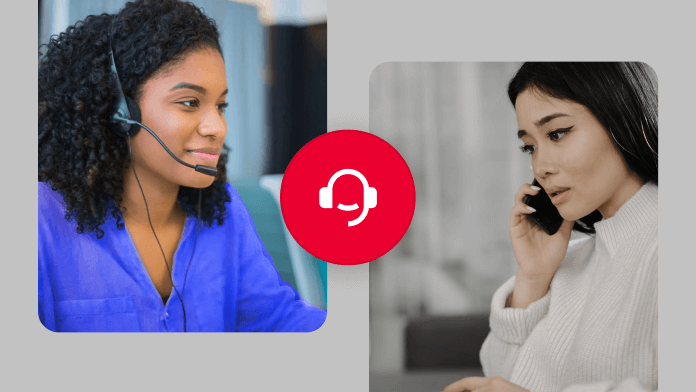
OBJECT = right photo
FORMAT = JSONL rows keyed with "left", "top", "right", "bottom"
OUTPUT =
{"left": 369, "top": 62, "right": 658, "bottom": 392}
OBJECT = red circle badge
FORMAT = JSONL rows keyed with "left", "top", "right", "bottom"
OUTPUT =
{"left": 280, "top": 130, "right": 416, "bottom": 265}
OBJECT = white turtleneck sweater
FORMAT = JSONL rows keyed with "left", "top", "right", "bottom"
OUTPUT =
{"left": 480, "top": 182, "right": 658, "bottom": 392}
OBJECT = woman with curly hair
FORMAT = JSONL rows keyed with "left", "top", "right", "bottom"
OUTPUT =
{"left": 444, "top": 63, "right": 657, "bottom": 392}
{"left": 38, "top": 0, "right": 326, "bottom": 332}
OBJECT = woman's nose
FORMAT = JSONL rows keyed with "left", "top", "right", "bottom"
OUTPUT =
{"left": 198, "top": 109, "right": 226, "bottom": 138}
{"left": 532, "top": 150, "right": 558, "bottom": 179}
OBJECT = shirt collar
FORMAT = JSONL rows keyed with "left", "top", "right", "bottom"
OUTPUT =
{"left": 593, "top": 181, "right": 657, "bottom": 255}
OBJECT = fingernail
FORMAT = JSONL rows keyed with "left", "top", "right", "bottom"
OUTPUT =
{"left": 527, "top": 206, "right": 536, "bottom": 212}
{"left": 531, "top": 185, "right": 541, "bottom": 191}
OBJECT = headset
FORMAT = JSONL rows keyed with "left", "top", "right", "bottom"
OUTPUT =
{"left": 108, "top": 38, "right": 212, "bottom": 332}
{"left": 319, "top": 169, "right": 377, "bottom": 227}
{"left": 107, "top": 45, "right": 218, "bottom": 177}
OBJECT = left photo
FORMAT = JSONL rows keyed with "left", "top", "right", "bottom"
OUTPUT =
{"left": 38, "top": 0, "right": 327, "bottom": 332}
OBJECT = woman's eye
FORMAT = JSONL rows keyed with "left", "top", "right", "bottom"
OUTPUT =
{"left": 217, "top": 102, "right": 229, "bottom": 112}
{"left": 519, "top": 145, "right": 535, "bottom": 155}
{"left": 548, "top": 126, "right": 572, "bottom": 142}
{"left": 179, "top": 99, "right": 199, "bottom": 108}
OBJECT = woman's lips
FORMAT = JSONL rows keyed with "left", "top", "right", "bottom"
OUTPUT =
{"left": 551, "top": 189, "right": 570, "bottom": 205}
{"left": 187, "top": 151, "right": 219, "bottom": 161}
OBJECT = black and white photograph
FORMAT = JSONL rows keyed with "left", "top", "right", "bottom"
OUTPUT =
{"left": 369, "top": 62, "right": 658, "bottom": 392}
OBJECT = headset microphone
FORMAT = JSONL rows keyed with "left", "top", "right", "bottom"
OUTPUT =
{"left": 108, "top": 38, "right": 212, "bottom": 332}
{"left": 113, "top": 113, "right": 218, "bottom": 177}
{"left": 108, "top": 46, "right": 218, "bottom": 177}
{"left": 319, "top": 169, "right": 377, "bottom": 227}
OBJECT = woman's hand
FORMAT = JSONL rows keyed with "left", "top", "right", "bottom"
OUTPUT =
{"left": 442, "top": 376, "right": 529, "bottom": 392}
{"left": 509, "top": 183, "right": 575, "bottom": 307}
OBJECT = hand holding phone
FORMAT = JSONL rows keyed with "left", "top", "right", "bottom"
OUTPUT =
{"left": 522, "top": 178, "right": 564, "bottom": 235}
{"left": 509, "top": 179, "right": 575, "bottom": 308}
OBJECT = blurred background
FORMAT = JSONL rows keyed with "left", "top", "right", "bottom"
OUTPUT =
{"left": 369, "top": 62, "right": 533, "bottom": 391}
{"left": 38, "top": 0, "right": 327, "bottom": 310}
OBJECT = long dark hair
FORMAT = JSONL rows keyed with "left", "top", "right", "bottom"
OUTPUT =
{"left": 508, "top": 62, "right": 658, "bottom": 234}
{"left": 38, "top": 0, "right": 231, "bottom": 239}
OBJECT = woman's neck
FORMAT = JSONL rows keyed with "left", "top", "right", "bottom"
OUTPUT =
{"left": 597, "top": 171, "right": 647, "bottom": 219}
{"left": 120, "top": 165, "right": 185, "bottom": 229}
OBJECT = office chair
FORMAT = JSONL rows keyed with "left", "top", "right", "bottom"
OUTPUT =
{"left": 230, "top": 176, "right": 327, "bottom": 310}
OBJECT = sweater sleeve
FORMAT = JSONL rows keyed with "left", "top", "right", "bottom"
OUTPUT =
{"left": 560, "top": 377, "right": 655, "bottom": 392}
{"left": 228, "top": 184, "right": 327, "bottom": 332}
{"left": 233, "top": 234, "right": 327, "bottom": 332}
{"left": 480, "top": 275, "right": 551, "bottom": 378}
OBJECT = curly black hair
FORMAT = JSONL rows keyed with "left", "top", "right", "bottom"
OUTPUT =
{"left": 38, "top": 0, "right": 232, "bottom": 239}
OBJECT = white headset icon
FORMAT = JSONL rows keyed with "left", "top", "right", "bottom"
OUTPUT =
{"left": 319, "top": 169, "right": 377, "bottom": 227}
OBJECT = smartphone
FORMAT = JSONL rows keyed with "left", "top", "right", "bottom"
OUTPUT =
{"left": 522, "top": 178, "right": 564, "bottom": 235}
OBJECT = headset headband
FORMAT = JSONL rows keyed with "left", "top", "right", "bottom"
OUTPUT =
{"left": 325, "top": 169, "right": 370, "bottom": 190}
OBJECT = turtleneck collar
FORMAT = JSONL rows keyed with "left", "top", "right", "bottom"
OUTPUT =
{"left": 593, "top": 181, "right": 658, "bottom": 255}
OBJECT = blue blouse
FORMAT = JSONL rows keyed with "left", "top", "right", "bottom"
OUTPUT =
{"left": 38, "top": 182, "right": 327, "bottom": 332}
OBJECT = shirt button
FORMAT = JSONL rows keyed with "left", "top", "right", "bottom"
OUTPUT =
{"left": 165, "top": 312, "right": 169, "bottom": 318}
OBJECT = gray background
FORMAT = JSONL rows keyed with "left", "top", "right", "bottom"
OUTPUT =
{"left": 7, "top": 0, "right": 693, "bottom": 391}
{"left": 368, "top": 62, "right": 525, "bottom": 376}
{"left": 370, "top": 63, "right": 525, "bottom": 318}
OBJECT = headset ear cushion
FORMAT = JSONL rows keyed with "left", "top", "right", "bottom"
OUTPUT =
{"left": 125, "top": 96, "right": 142, "bottom": 136}
{"left": 366, "top": 187, "right": 377, "bottom": 209}
{"left": 319, "top": 187, "right": 332, "bottom": 208}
